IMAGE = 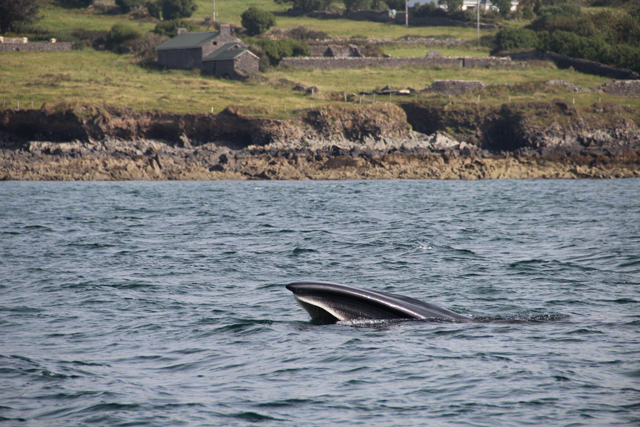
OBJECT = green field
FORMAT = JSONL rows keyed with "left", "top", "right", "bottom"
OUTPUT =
{"left": 2, "top": 0, "right": 637, "bottom": 116}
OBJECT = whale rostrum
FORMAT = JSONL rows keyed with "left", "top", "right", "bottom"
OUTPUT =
{"left": 286, "top": 282, "right": 472, "bottom": 324}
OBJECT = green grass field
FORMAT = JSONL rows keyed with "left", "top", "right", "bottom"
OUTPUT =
{"left": 2, "top": 0, "right": 637, "bottom": 117}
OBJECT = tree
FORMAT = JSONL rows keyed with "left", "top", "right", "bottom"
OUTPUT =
{"left": 0, "top": 0, "right": 40, "bottom": 33}
{"left": 116, "top": 0, "right": 141, "bottom": 13}
{"left": 241, "top": 7, "right": 276, "bottom": 36}
{"left": 344, "top": 0, "right": 371, "bottom": 11}
{"left": 437, "top": 0, "right": 462, "bottom": 13}
{"left": 490, "top": 0, "right": 512, "bottom": 16}
{"left": 153, "top": 19, "right": 199, "bottom": 36}
{"left": 384, "top": 0, "right": 405, "bottom": 9}
{"left": 106, "top": 22, "right": 143, "bottom": 45}
{"left": 274, "top": 0, "right": 334, "bottom": 12}
{"left": 160, "top": 0, "right": 196, "bottom": 20}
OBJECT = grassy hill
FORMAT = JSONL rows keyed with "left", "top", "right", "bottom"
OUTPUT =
{"left": 1, "top": 0, "right": 638, "bottom": 116}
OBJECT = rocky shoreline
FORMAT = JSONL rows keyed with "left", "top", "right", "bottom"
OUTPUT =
{"left": 1, "top": 102, "right": 639, "bottom": 180}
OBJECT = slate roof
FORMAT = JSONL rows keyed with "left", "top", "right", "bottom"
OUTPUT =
{"left": 203, "top": 43, "right": 257, "bottom": 62}
{"left": 155, "top": 31, "right": 220, "bottom": 51}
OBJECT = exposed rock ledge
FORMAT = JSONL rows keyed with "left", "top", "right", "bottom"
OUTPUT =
{"left": 1, "top": 102, "right": 639, "bottom": 180}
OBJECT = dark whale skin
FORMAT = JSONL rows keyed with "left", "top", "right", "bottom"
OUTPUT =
{"left": 286, "top": 282, "right": 472, "bottom": 324}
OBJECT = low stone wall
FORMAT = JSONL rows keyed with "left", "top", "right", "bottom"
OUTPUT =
{"left": 309, "top": 45, "right": 362, "bottom": 57}
{"left": 508, "top": 51, "right": 640, "bottom": 80}
{"left": 0, "top": 42, "right": 73, "bottom": 52}
{"left": 598, "top": 80, "right": 640, "bottom": 97}
{"left": 281, "top": 56, "right": 511, "bottom": 69}
{"left": 422, "top": 80, "right": 484, "bottom": 96}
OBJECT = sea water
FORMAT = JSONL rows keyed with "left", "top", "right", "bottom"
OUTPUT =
{"left": 1, "top": 179, "right": 639, "bottom": 426}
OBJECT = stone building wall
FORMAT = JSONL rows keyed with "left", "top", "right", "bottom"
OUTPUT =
{"left": 280, "top": 56, "right": 510, "bottom": 69}
{"left": 235, "top": 52, "right": 259, "bottom": 75}
{"left": 158, "top": 48, "right": 203, "bottom": 69}
{"left": 0, "top": 42, "right": 73, "bottom": 52}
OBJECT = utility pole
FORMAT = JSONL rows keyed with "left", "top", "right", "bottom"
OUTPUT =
{"left": 213, "top": 0, "right": 215, "bottom": 21}
{"left": 477, "top": 0, "right": 480, "bottom": 44}
{"left": 405, "top": 0, "right": 408, "bottom": 27}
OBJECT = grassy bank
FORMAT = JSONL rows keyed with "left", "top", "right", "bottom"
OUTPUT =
{"left": 3, "top": 49, "right": 637, "bottom": 118}
{"left": 3, "top": 0, "right": 638, "bottom": 120}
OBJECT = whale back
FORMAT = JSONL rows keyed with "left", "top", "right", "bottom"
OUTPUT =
{"left": 286, "top": 282, "right": 471, "bottom": 324}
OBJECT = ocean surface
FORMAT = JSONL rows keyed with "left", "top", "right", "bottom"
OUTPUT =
{"left": 1, "top": 179, "right": 639, "bottom": 426}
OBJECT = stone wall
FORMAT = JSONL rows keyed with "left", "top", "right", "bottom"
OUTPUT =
{"left": 597, "top": 80, "right": 640, "bottom": 97}
{"left": 309, "top": 45, "right": 362, "bottom": 57}
{"left": 422, "top": 80, "right": 484, "bottom": 96}
{"left": 508, "top": 51, "right": 640, "bottom": 80}
{"left": 281, "top": 56, "right": 511, "bottom": 70}
{"left": 0, "top": 42, "right": 73, "bottom": 52}
{"left": 158, "top": 47, "right": 203, "bottom": 69}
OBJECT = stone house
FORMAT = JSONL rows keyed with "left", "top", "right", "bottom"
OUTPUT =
{"left": 155, "top": 25, "right": 259, "bottom": 78}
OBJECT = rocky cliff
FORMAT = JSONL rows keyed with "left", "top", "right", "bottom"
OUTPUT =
{"left": 1, "top": 101, "right": 639, "bottom": 180}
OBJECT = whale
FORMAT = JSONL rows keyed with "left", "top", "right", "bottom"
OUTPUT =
{"left": 286, "top": 282, "right": 472, "bottom": 324}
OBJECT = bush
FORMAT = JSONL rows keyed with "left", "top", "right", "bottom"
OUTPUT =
{"left": 490, "top": 0, "right": 512, "bottom": 16}
{"left": 371, "top": 0, "right": 389, "bottom": 11}
{"left": 273, "top": 0, "right": 334, "bottom": 12}
{"left": 57, "top": 0, "right": 93, "bottom": 9}
{"left": 522, "top": 7, "right": 534, "bottom": 20}
{"left": 0, "top": 0, "right": 41, "bottom": 33}
{"left": 146, "top": 0, "right": 161, "bottom": 18}
{"left": 106, "top": 23, "right": 143, "bottom": 45}
{"left": 495, "top": 27, "right": 539, "bottom": 51}
{"left": 245, "top": 38, "right": 310, "bottom": 65}
{"left": 344, "top": 0, "right": 370, "bottom": 11}
{"left": 153, "top": 19, "right": 199, "bottom": 37}
{"left": 160, "top": 0, "right": 196, "bottom": 20}
{"left": 437, "top": 0, "right": 463, "bottom": 13}
{"left": 414, "top": 2, "right": 448, "bottom": 17}
{"left": 115, "top": 0, "right": 141, "bottom": 13}
{"left": 385, "top": 0, "right": 405, "bottom": 9}
{"left": 241, "top": 7, "right": 276, "bottom": 36}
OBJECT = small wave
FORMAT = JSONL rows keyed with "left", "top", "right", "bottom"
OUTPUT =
{"left": 81, "top": 402, "right": 143, "bottom": 413}
{"left": 291, "top": 247, "right": 318, "bottom": 256}
{"left": 473, "top": 314, "right": 570, "bottom": 323}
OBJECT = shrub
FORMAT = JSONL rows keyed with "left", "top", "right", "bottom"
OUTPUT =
{"left": 522, "top": 7, "right": 534, "bottom": 20}
{"left": 273, "top": 0, "right": 334, "bottom": 12}
{"left": 153, "top": 19, "right": 199, "bottom": 37}
{"left": 146, "top": 0, "right": 161, "bottom": 19}
{"left": 57, "top": 0, "right": 93, "bottom": 9}
{"left": 0, "top": 0, "right": 41, "bottom": 33}
{"left": 437, "top": 0, "right": 463, "bottom": 13}
{"left": 490, "top": 0, "right": 512, "bottom": 16}
{"left": 344, "top": 0, "right": 370, "bottom": 11}
{"left": 245, "top": 38, "right": 310, "bottom": 65}
{"left": 495, "top": 27, "right": 539, "bottom": 51}
{"left": 106, "top": 23, "right": 143, "bottom": 45}
{"left": 414, "top": 2, "right": 448, "bottom": 17}
{"left": 160, "top": 0, "right": 196, "bottom": 20}
{"left": 385, "top": 0, "right": 405, "bottom": 9}
{"left": 371, "top": 0, "right": 389, "bottom": 11}
{"left": 240, "top": 7, "right": 276, "bottom": 36}
{"left": 115, "top": 0, "right": 141, "bottom": 13}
